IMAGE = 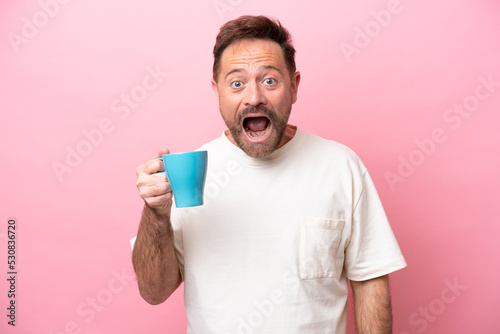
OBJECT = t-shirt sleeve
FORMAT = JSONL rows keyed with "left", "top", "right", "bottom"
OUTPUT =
{"left": 344, "top": 170, "right": 407, "bottom": 281}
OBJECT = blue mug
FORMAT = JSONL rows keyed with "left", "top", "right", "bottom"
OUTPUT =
{"left": 158, "top": 150, "right": 208, "bottom": 208}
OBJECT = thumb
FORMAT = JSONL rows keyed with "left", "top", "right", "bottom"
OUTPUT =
{"left": 156, "top": 148, "right": 171, "bottom": 158}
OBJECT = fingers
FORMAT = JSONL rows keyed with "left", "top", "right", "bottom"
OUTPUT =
{"left": 136, "top": 149, "right": 174, "bottom": 213}
{"left": 136, "top": 173, "right": 171, "bottom": 199}
{"left": 156, "top": 148, "right": 170, "bottom": 158}
{"left": 155, "top": 148, "right": 170, "bottom": 173}
{"left": 137, "top": 157, "right": 164, "bottom": 176}
{"left": 143, "top": 192, "right": 173, "bottom": 209}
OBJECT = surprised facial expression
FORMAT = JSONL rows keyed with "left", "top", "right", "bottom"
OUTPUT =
{"left": 212, "top": 39, "right": 300, "bottom": 158}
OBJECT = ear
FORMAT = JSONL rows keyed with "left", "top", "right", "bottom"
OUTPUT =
{"left": 291, "top": 71, "right": 301, "bottom": 104}
{"left": 211, "top": 78, "right": 220, "bottom": 104}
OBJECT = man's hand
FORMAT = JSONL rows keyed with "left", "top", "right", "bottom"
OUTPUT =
{"left": 136, "top": 148, "right": 173, "bottom": 217}
{"left": 351, "top": 275, "right": 392, "bottom": 334}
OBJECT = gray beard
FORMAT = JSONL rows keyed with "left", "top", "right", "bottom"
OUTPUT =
{"left": 221, "top": 104, "right": 291, "bottom": 158}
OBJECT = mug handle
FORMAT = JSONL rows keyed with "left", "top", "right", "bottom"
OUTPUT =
{"left": 157, "top": 157, "right": 166, "bottom": 174}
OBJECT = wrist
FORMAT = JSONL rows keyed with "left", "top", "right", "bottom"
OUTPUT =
{"left": 142, "top": 203, "right": 172, "bottom": 233}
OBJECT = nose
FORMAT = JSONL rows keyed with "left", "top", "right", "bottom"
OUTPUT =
{"left": 244, "top": 81, "right": 267, "bottom": 107}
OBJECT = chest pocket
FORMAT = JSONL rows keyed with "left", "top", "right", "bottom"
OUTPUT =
{"left": 299, "top": 217, "right": 345, "bottom": 280}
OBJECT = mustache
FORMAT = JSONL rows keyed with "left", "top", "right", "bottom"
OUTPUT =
{"left": 237, "top": 105, "right": 276, "bottom": 123}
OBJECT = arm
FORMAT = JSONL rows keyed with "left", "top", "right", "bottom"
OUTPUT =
{"left": 350, "top": 275, "right": 392, "bottom": 334}
{"left": 132, "top": 149, "right": 182, "bottom": 305}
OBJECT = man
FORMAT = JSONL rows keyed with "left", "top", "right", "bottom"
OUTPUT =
{"left": 133, "top": 15, "right": 406, "bottom": 333}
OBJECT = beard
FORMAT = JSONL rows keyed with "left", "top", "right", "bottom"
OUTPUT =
{"left": 220, "top": 103, "right": 292, "bottom": 158}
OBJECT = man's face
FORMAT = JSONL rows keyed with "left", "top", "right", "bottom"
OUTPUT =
{"left": 212, "top": 39, "right": 300, "bottom": 158}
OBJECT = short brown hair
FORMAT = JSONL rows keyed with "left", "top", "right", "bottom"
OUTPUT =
{"left": 212, "top": 15, "right": 296, "bottom": 82}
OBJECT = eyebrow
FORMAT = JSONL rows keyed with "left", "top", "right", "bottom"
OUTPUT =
{"left": 224, "top": 65, "right": 283, "bottom": 80}
{"left": 224, "top": 68, "right": 244, "bottom": 80}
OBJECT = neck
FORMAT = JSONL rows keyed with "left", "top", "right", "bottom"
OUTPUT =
{"left": 279, "top": 124, "right": 297, "bottom": 148}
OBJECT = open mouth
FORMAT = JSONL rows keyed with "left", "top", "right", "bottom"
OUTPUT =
{"left": 242, "top": 116, "right": 272, "bottom": 142}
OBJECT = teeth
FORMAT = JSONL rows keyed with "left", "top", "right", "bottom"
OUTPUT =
{"left": 242, "top": 119, "right": 272, "bottom": 141}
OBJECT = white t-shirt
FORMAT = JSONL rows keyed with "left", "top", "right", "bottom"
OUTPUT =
{"left": 170, "top": 129, "right": 406, "bottom": 334}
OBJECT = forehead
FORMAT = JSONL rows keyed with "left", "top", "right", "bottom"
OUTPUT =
{"left": 220, "top": 39, "right": 286, "bottom": 73}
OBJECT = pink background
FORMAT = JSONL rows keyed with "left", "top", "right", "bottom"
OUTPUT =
{"left": 1, "top": 0, "right": 499, "bottom": 333}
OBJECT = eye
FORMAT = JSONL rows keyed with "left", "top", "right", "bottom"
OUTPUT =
{"left": 231, "top": 81, "right": 243, "bottom": 88}
{"left": 264, "top": 78, "right": 276, "bottom": 85}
